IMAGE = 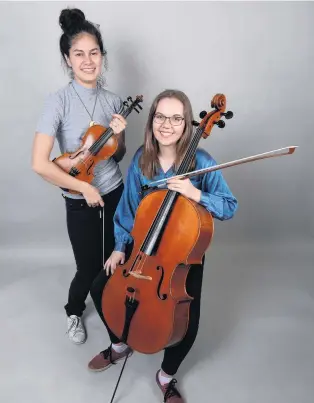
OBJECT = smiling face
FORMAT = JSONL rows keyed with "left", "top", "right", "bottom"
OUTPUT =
{"left": 152, "top": 97, "right": 186, "bottom": 148}
{"left": 140, "top": 89, "right": 194, "bottom": 179}
{"left": 65, "top": 32, "right": 103, "bottom": 87}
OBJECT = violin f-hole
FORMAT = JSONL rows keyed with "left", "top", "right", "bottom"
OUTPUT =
{"left": 69, "top": 150, "right": 84, "bottom": 160}
{"left": 86, "top": 160, "right": 94, "bottom": 175}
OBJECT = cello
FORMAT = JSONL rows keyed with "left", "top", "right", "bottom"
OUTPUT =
{"left": 101, "top": 93, "right": 297, "bottom": 403}
{"left": 101, "top": 94, "right": 233, "bottom": 354}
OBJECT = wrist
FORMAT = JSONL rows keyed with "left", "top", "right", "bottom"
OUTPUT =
{"left": 115, "top": 241, "right": 126, "bottom": 253}
{"left": 192, "top": 188, "right": 201, "bottom": 203}
{"left": 78, "top": 181, "right": 90, "bottom": 194}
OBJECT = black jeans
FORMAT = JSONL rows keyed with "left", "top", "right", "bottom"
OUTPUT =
{"left": 90, "top": 256, "right": 204, "bottom": 376}
{"left": 64, "top": 184, "right": 124, "bottom": 317}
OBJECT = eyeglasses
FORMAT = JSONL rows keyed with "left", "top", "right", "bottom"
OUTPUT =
{"left": 153, "top": 113, "right": 185, "bottom": 126}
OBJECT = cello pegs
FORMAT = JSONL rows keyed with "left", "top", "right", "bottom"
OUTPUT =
{"left": 215, "top": 120, "right": 225, "bottom": 128}
{"left": 127, "top": 96, "right": 133, "bottom": 102}
{"left": 123, "top": 101, "right": 129, "bottom": 107}
{"left": 222, "top": 111, "right": 233, "bottom": 119}
{"left": 199, "top": 111, "right": 207, "bottom": 119}
{"left": 192, "top": 120, "right": 200, "bottom": 127}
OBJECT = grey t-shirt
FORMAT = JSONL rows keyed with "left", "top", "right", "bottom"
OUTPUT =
{"left": 36, "top": 79, "right": 124, "bottom": 199}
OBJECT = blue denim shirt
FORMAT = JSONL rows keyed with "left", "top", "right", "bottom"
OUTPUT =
{"left": 114, "top": 146, "right": 238, "bottom": 252}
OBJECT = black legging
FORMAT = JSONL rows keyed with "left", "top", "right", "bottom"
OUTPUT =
{"left": 63, "top": 184, "right": 124, "bottom": 317}
{"left": 90, "top": 257, "right": 204, "bottom": 376}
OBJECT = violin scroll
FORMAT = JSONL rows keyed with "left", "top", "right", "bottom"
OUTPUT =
{"left": 123, "top": 95, "right": 144, "bottom": 114}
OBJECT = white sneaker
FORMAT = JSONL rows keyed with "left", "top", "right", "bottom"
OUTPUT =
{"left": 67, "top": 315, "right": 86, "bottom": 344}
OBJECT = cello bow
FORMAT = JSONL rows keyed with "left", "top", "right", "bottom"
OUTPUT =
{"left": 141, "top": 145, "right": 298, "bottom": 191}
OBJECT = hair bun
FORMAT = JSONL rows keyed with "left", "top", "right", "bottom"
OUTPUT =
{"left": 59, "top": 8, "right": 85, "bottom": 35}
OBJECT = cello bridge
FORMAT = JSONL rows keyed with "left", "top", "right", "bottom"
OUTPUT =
{"left": 129, "top": 272, "right": 152, "bottom": 281}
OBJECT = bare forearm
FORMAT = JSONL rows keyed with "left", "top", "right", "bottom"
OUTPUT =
{"left": 32, "top": 160, "right": 88, "bottom": 193}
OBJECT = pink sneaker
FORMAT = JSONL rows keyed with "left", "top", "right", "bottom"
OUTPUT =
{"left": 88, "top": 345, "right": 133, "bottom": 372}
{"left": 156, "top": 370, "right": 185, "bottom": 402}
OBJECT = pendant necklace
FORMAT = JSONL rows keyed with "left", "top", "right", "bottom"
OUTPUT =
{"left": 71, "top": 81, "right": 99, "bottom": 127}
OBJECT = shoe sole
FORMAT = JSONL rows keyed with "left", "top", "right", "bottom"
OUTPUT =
{"left": 155, "top": 370, "right": 163, "bottom": 392}
{"left": 68, "top": 334, "right": 87, "bottom": 345}
{"left": 88, "top": 351, "right": 133, "bottom": 372}
{"left": 70, "top": 339, "right": 86, "bottom": 345}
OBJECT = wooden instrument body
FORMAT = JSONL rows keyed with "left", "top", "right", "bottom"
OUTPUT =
{"left": 53, "top": 124, "right": 118, "bottom": 193}
{"left": 100, "top": 93, "right": 232, "bottom": 355}
{"left": 101, "top": 189, "right": 214, "bottom": 354}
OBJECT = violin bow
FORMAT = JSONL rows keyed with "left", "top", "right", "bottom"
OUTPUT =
{"left": 141, "top": 145, "right": 298, "bottom": 191}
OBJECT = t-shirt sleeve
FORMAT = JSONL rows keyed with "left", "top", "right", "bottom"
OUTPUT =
{"left": 35, "top": 92, "right": 64, "bottom": 137}
{"left": 112, "top": 94, "right": 124, "bottom": 114}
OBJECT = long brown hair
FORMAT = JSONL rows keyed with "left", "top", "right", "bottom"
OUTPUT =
{"left": 139, "top": 89, "right": 195, "bottom": 179}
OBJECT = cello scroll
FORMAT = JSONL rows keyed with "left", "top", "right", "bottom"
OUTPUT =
{"left": 192, "top": 93, "right": 233, "bottom": 136}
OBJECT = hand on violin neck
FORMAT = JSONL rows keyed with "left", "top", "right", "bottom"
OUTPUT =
{"left": 166, "top": 178, "right": 201, "bottom": 203}
{"left": 109, "top": 114, "right": 127, "bottom": 135}
{"left": 104, "top": 251, "right": 125, "bottom": 276}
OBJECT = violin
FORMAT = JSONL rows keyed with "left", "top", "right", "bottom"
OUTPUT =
{"left": 101, "top": 94, "right": 233, "bottom": 354}
{"left": 52, "top": 95, "right": 143, "bottom": 194}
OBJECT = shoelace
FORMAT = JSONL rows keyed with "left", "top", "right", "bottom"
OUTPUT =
{"left": 164, "top": 379, "right": 181, "bottom": 401}
{"left": 67, "top": 317, "right": 84, "bottom": 335}
{"left": 101, "top": 346, "right": 115, "bottom": 364}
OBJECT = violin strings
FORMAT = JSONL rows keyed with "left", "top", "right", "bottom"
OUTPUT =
{"left": 70, "top": 125, "right": 116, "bottom": 175}
{"left": 89, "top": 126, "right": 115, "bottom": 154}
{"left": 89, "top": 103, "right": 131, "bottom": 154}
{"left": 72, "top": 105, "right": 129, "bottom": 174}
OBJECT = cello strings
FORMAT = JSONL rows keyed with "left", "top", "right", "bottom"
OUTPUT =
{"left": 140, "top": 124, "right": 204, "bottom": 254}
{"left": 177, "top": 126, "right": 203, "bottom": 174}
{"left": 142, "top": 125, "right": 203, "bottom": 248}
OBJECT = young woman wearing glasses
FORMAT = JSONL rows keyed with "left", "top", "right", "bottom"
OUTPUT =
{"left": 87, "top": 89, "right": 238, "bottom": 402}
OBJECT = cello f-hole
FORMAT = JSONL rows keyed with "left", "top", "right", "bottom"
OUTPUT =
{"left": 122, "top": 253, "right": 142, "bottom": 278}
{"left": 156, "top": 266, "right": 167, "bottom": 300}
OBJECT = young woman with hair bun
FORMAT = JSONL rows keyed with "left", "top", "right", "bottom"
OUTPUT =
{"left": 32, "top": 7, "right": 127, "bottom": 344}
{"left": 88, "top": 89, "right": 238, "bottom": 402}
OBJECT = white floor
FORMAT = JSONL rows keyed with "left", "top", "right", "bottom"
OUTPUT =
{"left": 1, "top": 239, "right": 313, "bottom": 403}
